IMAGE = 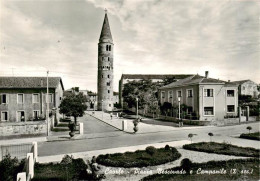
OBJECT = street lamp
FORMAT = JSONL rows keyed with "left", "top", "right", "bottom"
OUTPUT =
{"left": 102, "top": 99, "right": 104, "bottom": 120}
{"left": 178, "top": 97, "right": 181, "bottom": 120}
{"left": 136, "top": 97, "right": 139, "bottom": 119}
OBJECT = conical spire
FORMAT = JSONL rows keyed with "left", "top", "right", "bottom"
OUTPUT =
{"left": 99, "top": 10, "right": 113, "bottom": 43}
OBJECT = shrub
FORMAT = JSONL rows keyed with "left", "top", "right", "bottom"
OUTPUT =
{"left": 165, "top": 144, "right": 170, "bottom": 150}
{"left": 146, "top": 146, "right": 157, "bottom": 156}
{"left": 180, "top": 158, "right": 193, "bottom": 173}
{"left": 0, "top": 154, "right": 25, "bottom": 181}
{"left": 246, "top": 126, "right": 252, "bottom": 134}
{"left": 60, "top": 155, "right": 74, "bottom": 165}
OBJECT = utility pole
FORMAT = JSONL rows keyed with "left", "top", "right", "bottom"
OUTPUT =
{"left": 47, "top": 71, "right": 49, "bottom": 136}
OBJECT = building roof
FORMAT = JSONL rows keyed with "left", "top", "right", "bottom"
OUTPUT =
{"left": 231, "top": 80, "right": 252, "bottom": 85}
{"left": 121, "top": 74, "right": 192, "bottom": 80}
{"left": 0, "top": 77, "right": 64, "bottom": 90}
{"left": 160, "top": 74, "right": 226, "bottom": 89}
{"left": 99, "top": 12, "right": 113, "bottom": 43}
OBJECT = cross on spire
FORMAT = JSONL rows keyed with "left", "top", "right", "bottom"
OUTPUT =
{"left": 105, "top": 8, "right": 107, "bottom": 14}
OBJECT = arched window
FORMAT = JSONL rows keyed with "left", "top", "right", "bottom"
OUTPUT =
{"left": 109, "top": 45, "right": 111, "bottom": 51}
{"left": 108, "top": 57, "right": 110, "bottom": 61}
{"left": 106, "top": 45, "right": 108, "bottom": 51}
{"left": 108, "top": 75, "right": 110, "bottom": 78}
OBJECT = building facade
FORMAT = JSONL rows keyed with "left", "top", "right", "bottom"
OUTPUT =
{"left": 97, "top": 11, "right": 114, "bottom": 111}
{"left": 0, "top": 77, "right": 64, "bottom": 122}
{"left": 158, "top": 72, "right": 238, "bottom": 122}
{"left": 231, "top": 80, "right": 259, "bottom": 98}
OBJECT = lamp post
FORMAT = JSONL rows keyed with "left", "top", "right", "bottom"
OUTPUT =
{"left": 102, "top": 99, "right": 104, "bottom": 120}
{"left": 46, "top": 71, "right": 49, "bottom": 136}
{"left": 178, "top": 97, "right": 181, "bottom": 120}
{"left": 136, "top": 97, "right": 139, "bottom": 119}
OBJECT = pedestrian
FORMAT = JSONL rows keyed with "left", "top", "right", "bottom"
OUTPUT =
{"left": 110, "top": 113, "right": 113, "bottom": 120}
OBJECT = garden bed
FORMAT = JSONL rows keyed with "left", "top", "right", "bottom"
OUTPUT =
{"left": 141, "top": 158, "right": 260, "bottom": 181}
{"left": 239, "top": 132, "right": 260, "bottom": 141}
{"left": 97, "top": 145, "right": 181, "bottom": 168}
{"left": 183, "top": 142, "right": 260, "bottom": 157}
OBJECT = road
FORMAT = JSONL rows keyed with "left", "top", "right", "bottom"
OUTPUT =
{"left": 38, "top": 115, "right": 260, "bottom": 156}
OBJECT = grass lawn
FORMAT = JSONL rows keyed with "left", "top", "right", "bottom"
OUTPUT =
{"left": 183, "top": 142, "right": 259, "bottom": 157}
{"left": 97, "top": 146, "right": 181, "bottom": 168}
{"left": 240, "top": 132, "right": 260, "bottom": 141}
{"left": 141, "top": 158, "right": 259, "bottom": 181}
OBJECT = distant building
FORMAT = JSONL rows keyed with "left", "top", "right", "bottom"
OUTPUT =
{"left": 158, "top": 72, "right": 238, "bottom": 122}
{"left": 119, "top": 74, "right": 192, "bottom": 106}
{"left": 113, "top": 92, "right": 119, "bottom": 105}
{"left": 231, "top": 80, "right": 259, "bottom": 98}
{"left": 0, "top": 77, "right": 64, "bottom": 122}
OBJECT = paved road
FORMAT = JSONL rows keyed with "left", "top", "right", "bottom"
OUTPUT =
{"left": 38, "top": 119, "right": 260, "bottom": 156}
{"left": 78, "top": 114, "right": 119, "bottom": 134}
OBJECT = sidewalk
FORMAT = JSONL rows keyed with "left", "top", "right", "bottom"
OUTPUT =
{"left": 87, "top": 111, "right": 212, "bottom": 134}
{"left": 38, "top": 140, "right": 190, "bottom": 163}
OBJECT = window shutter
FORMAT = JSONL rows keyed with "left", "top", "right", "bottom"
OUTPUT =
{"left": 6, "top": 94, "right": 9, "bottom": 104}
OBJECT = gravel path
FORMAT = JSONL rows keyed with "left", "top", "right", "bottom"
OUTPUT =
{"left": 99, "top": 148, "right": 247, "bottom": 181}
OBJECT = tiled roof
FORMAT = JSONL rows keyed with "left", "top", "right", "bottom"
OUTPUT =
{"left": 121, "top": 74, "right": 192, "bottom": 80}
{"left": 0, "top": 77, "right": 63, "bottom": 89}
{"left": 160, "top": 74, "right": 226, "bottom": 89}
{"left": 231, "top": 80, "right": 251, "bottom": 85}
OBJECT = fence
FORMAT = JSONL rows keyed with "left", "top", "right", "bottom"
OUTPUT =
{"left": 0, "top": 143, "right": 33, "bottom": 161}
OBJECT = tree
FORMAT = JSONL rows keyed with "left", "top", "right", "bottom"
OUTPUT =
{"left": 188, "top": 133, "right": 193, "bottom": 143}
{"left": 59, "top": 92, "right": 88, "bottom": 124}
{"left": 246, "top": 126, "right": 252, "bottom": 134}
{"left": 208, "top": 132, "right": 214, "bottom": 142}
{"left": 160, "top": 102, "right": 172, "bottom": 116}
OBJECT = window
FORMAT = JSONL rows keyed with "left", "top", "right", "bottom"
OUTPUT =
{"left": 1, "top": 94, "right": 8, "bottom": 104}
{"left": 17, "top": 111, "right": 25, "bottom": 122}
{"left": 1, "top": 112, "right": 8, "bottom": 121}
{"left": 108, "top": 90, "right": 110, "bottom": 93}
{"left": 187, "top": 90, "right": 193, "bottom": 97}
{"left": 227, "top": 105, "right": 235, "bottom": 112}
{"left": 109, "top": 45, "right": 111, "bottom": 51}
{"left": 17, "top": 94, "right": 24, "bottom": 104}
{"left": 168, "top": 91, "right": 173, "bottom": 99}
{"left": 108, "top": 75, "right": 110, "bottom": 78}
{"left": 204, "top": 107, "right": 214, "bottom": 115}
{"left": 227, "top": 90, "right": 234, "bottom": 97}
{"left": 177, "top": 90, "right": 182, "bottom": 97}
{"left": 33, "top": 110, "right": 40, "bottom": 120}
{"left": 106, "top": 45, "right": 108, "bottom": 51}
{"left": 242, "top": 86, "right": 245, "bottom": 90}
{"left": 108, "top": 57, "right": 110, "bottom": 61}
{"left": 161, "top": 91, "right": 165, "bottom": 99}
{"left": 187, "top": 107, "right": 193, "bottom": 114}
{"left": 47, "top": 94, "right": 53, "bottom": 103}
{"left": 109, "top": 104, "right": 111, "bottom": 107}
{"left": 32, "top": 94, "right": 39, "bottom": 103}
{"left": 204, "top": 89, "right": 213, "bottom": 97}
{"left": 107, "top": 82, "right": 110, "bottom": 86}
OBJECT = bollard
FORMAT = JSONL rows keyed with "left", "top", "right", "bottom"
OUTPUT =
{"left": 27, "top": 153, "right": 34, "bottom": 178}
{"left": 79, "top": 123, "right": 84, "bottom": 135}
{"left": 17, "top": 172, "right": 26, "bottom": 181}
{"left": 32, "top": 142, "right": 38, "bottom": 162}
{"left": 122, "top": 120, "right": 127, "bottom": 131}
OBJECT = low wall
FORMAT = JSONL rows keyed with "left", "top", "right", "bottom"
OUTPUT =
{"left": 0, "top": 121, "right": 46, "bottom": 139}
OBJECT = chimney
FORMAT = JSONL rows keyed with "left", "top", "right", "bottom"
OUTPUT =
{"left": 205, "top": 71, "right": 209, "bottom": 78}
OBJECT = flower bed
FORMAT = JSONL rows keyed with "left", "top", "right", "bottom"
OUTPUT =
{"left": 97, "top": 145, "right": 181, "bottom": 168}
{"left": 183, "top": 142, "right": 259, "bottom": 157}
{"left": 240, "top": 132, "right": 260, "bottom": 141}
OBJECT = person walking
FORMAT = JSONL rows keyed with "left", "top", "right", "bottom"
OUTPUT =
{"left": 110, "top": 113, "right": 113, "bottom": 120}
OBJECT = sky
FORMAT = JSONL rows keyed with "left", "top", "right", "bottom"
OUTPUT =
{"left": 0, "top": 0, "right": 259, "bottom": 92}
